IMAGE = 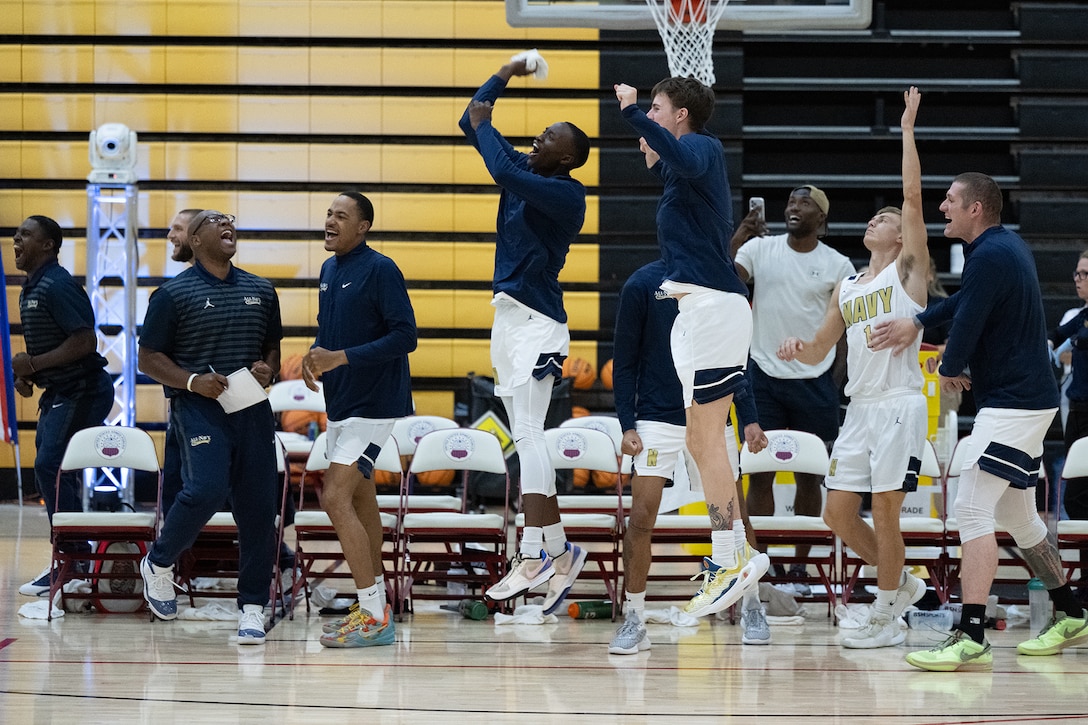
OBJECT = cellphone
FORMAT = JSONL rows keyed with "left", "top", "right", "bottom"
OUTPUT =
{"left": 749, "top": 196, "right": 765, "bottom": 222}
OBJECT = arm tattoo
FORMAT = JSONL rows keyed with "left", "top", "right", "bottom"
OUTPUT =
{"left": 1020, "top": 537, "right": 1066, "bottom": 589}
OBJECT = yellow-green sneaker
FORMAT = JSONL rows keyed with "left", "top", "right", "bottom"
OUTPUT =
{"left": 905, "top": 630, "right": 992, "bottom": 672}
{"left": 1016, "top": 612, "right": 1088, "bottom": 656}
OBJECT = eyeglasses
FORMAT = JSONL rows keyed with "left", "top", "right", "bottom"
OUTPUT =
{"left": 1074, "top": 271, "right": 1088, "bottom": 281}
{"left": 192, "top": 213, "right": 236, "bottom": 234}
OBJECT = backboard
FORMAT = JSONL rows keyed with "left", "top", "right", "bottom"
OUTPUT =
{"left": 506, "top": 0, "right": 872, "bottom": 31}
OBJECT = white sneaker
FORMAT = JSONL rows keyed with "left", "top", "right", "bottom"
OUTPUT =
{"left": 237, "top": 604, "right": 267, "bottom": 645}
{"left": 741, "top": 605, "right": 771, "bottom": 645}
{"left": 140, "top": 555, "right": 179, "bottom": 620}
{"left": 19, "top": 565, "right": 55, "bottom": 597}
{"left": 841, "top": 612, "right": 904, "bottom": 649}
{"left": 486, "top": 551, "right": 554, "bottom": 602}
{"left": 542, "top": 543, "right": 587, "bottom": 614}
{"left": 891, "top": 572, "right": 926, "bottom": 619}
{"left": 608, "top": 610, "right": 651, "bottom": 655}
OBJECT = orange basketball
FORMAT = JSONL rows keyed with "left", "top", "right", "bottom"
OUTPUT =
{"left": 374, "top": 469, "right": 399, "bottom": 486}
{"left": 280, "top": 410, "right": 327, "bottom": 436}
{"left": 280, "top": 353, "right": 305, "bottom": 381}
{"left": 415, "top": 469, "right": 456, "bottom": 487}
{"left": 563, "top": 357, "right": 597, "bottom": 390}
{"left": 599, "top": 359, "right": 614, "bottom": 391}
{"left": 591, "top": 470, "right": 631, "bottom": 489}
{"left": 571, "top": 405, "right": 590, "bottom": 418}
{"left": 572, "top": 469, "right": 590, "bottom": 488}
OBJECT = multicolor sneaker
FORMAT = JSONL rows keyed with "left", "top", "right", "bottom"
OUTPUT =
{"left": 841, "top": 612, "right": 904, "bottom": 649}
{"left": 322, "top": 602, "right": 361, "bottom": 634}
{"left": 891, "top": 572, "right": 926, "bottom": 620}
{"left": 741, "top": 604, "right": 771, "bottom": 645}
{"left": 1016, "top": 612, "right": 1088, "bottom": 656}
{"left": 905, "top": 630, "right": 992, "bottom": 671}
{"left": 542, "top": 543, "right": 588, "bottom": 614}
{"left": 320, "top": 604, "right": 395, "bottom": 648}
{"left": 140, "top": 555, "right": 179, "bottom": 621}
{"left": 237, "top": 604, "right": 266, "bottom": 645}
{"left": 608, "top": 610, "right": 650, "bottom": 655}
{"left": 486, "top": 551, "right": 554, "bottom": 602}
{"left": 683, "top": 550, "right": 769, "bottom": 619}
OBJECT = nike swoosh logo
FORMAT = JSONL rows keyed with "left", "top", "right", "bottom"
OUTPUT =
{"left": 52, "top": 403, "right": 64, "bottom": 409}
{"left": 342, "top": 282, "right": 352, "bottom": 288}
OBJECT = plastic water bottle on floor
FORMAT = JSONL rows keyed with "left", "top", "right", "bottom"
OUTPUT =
{"left": 907, "top": 609, "right": 953, "bottom": 631}
{"left": 1028, "top": 578, "right": 1050, "bottom": 633}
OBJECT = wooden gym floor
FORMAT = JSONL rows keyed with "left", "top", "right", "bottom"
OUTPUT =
{"left": 1, "top": 503, "right": 1086, "bottom": 724}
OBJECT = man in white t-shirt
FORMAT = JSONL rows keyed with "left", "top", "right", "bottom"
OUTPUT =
{"left": 731, "top": 186, "right": 855, "bottom": 587}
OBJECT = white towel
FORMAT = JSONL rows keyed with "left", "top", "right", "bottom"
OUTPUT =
{"left": 493, "top": 603, "right": 558, "bottom": 625}
{"left": 18, "top": 579, "right": 93, "bottom": 619}
{"left": 178, "top": 600, "right": 239, "bottom": 621}
{"left": 510, "top": 49, "right": 549, "bottom": 80}
{"left": 643, "top": 606, "right": 701, "bottom": 627}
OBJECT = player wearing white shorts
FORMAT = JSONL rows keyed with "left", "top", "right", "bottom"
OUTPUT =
{"left": 610, "top": 260, "right": 768, "bottom": 654}
{"left": 779, "top": 88, "right": 930, "bottom": 650}
{"left": 303, "top": 192, "right": 416, "bottom": 648}
{"left": 460, "top": 55, "right": 593, "bottom": 611}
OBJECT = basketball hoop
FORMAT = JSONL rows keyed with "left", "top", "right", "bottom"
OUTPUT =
{"left": 645, "top": 0, "right": 730, "bottom": 86}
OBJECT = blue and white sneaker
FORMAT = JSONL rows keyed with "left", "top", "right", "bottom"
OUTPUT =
{"left": 542, "top": 543, "right": 588, "bottom": 614}
{"left": 140, "top": 555, "right": 179, "bottom": 620}
{"left": 237, "top": 604, "right": 267, "bottom": 645}
{"left": 19, "top": 565, "right": 55, "bottom": 597}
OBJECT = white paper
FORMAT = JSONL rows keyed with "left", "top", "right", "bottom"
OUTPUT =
{"left": 217, "top": 367, "right": 268, "bottom": 414}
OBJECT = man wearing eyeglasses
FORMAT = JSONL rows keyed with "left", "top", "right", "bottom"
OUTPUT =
{"left": 138, "top": 210, "right": 283, "bottom": 645}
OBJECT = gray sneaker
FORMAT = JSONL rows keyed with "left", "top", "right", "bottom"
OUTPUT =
{"left": 741, "top": 605, "right": 771, "bottom": 645}
{"left": 891, "top": 572, "right": 926, "bottom": 619}
{"left": 608, "top": 610, "right": 651, "bottom": 655}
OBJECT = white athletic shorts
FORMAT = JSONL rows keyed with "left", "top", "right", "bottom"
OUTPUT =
{"left": 326, "top": 417, "right": 396, "bottom": 473}
{"left": 490, "top": 295, "right": 569, "bottom": 397}
{"left": 826, "top": 392, "right": 928, "bottom": 494}
{"left": 666, "top": 285, "right": 752, "bottom": 407}
{"left": 632, "top": 419, "right": 740, "bottom": 485}
{"left": 958, "top": 406, "right": 1058, "bottom": 489}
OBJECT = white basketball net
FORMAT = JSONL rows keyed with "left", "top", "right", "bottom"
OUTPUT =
{"left": 645, "top": 0, "right": 731, "bottom": 86}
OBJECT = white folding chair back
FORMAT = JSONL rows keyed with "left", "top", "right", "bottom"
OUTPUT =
{"left": 1062, "top": 436, "right": 1088, "bottom": 479}
{"left": 546, "top": 427, "right": 620, "bottom": 474}
{"left": 267, "top": 380, "right": 325, "bottom": 413}
{"left": 740, "top": 429, "right": 830, "bottom": 477}
{"left": 559, "top": 415, "right": 624, "bottom": 456}
{"left": 392, "top": 415, "right": 459, "bottom": 456}
{"left": 409, "top": 427, "right": 507, "bottom": 475}
{"left": 60, "top": 425, "right": 160, "bottom": 473}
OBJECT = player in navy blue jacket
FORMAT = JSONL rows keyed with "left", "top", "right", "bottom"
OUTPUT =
{"left": 303, "top": 191, "right": 416, "bottom": 648}
{"left": 460, "top": 55, "right": 592, "bottom": 612}
{"left": 871, "top": 173, "right": 1084, "bottom": 670}
{"left": 615, "top": 77, "right": 765, "bottom": 619}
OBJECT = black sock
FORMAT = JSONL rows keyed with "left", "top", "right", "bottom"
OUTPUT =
{"left": 1049, "top": 584, "right": 1086, "bottom": 620}
{"left": 958, "top": 603, "right": 987, "bottom": 644}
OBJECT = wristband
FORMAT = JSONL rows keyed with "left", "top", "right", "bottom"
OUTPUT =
{"left": 186, "top": 373, "right": 198, "bottom": 392}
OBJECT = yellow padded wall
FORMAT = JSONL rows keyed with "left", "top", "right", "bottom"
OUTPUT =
{"left": 22, "top": 46, "right": 94, "bottom": 83}
{"left": 239, "top": 0, "right": 311, "bottom": 37}
{"left": 95, "top": 0, "right": 168, "bottom": 35}
{"left": 23, "top": 0, "right": 95, "bottom": 35}
{"left": 93, "top": 46, "right": 167, "bottom": 84}
{"left": 166, "top": 0, "right": 241, "bottom": 36}
{"left": 165, "top": 47, "right": 238, "bottom": 85}
{"left": 309, "top": 48, "right": 382, "bottom": 86}
{"left": 238, "top": 48, "right": 310, "bottom": 86}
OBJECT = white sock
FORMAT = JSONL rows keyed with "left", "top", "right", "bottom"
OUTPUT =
{"left": 520, "top": 526, "right": 545, "bottom": 558}
{"left": 374, "top": 575, "right": 387, "bottom": 609}
{"left": 357, "top": 583, "right": 383, "bottom": 618}
{"left": 625, "top": 590, "right": 646, "bottom": 620}
{"left": 543, "top": 522, "right": 568, "bottom": 559}
{"left": 710, "top": 530, "right": 738, "bottom": 569}
{"left": 732, "top": 520, "right": 748, "bottom": 554}
{"left": 874, "top": 588, "right": 897, "bottom": 618}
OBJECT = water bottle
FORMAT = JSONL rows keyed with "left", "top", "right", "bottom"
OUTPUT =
{"left": 1028, "top": 578, "right": 1050, "bottom": 632}
{"left": 458, "top": 598, "right": 489, "bottom": 620}
{"left": 306, "top": 420, "right": 318, "bottom": 441}
{"left": 907, "top": 609, "right": 953, "bottom": 631}
{"left": 447, "top": 567, "right": 468, "bottom": 596}
{"left": 568, "top": 601, "right": 613, "bottom": 619}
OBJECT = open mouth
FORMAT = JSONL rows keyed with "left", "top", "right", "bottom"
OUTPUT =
{"left": 325, "top": 228, "right": 339, "bottom": 242}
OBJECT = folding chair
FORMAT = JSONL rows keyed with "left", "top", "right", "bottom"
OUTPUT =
{"left": 399, "top": 428, "right": 509, "bottom": 613}
{"left": 48, "top": 426, "right": 162, "bottom": 618}
{"left": 291, "top": 432, "right": 402, "bottom": 615}
{"left": 268, "top": 380, "right": 325, "bottom": 507}
{"left": 742, "top": 429, "right": 838, "bottom": 615}
{"left": 390, "top": 415, "right": 459, "bottom": 494}
{"left": 1057, "top": 436, "right": 1088, "bottom": 585}
{"left": 177, "top": 441, "right": 292, "bottom": 616}
{"left": 839, "top": 439, "right": 948, "bottom": 605}
{"left": 512, "top": 427, "right": 624, "bottom": 615}
{"left": 943, "top": 434, "right": 1041, "bottom": 602}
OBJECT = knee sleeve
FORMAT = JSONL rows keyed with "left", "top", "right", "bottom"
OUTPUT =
{"left": 954, "top": 466, "right": 1002, "bottom": 543}
{"left": 995, "top": 487, "right": 1049, "bottom": 550}
{"left": 508, "top": 377, "right": 555, "bottom": 497}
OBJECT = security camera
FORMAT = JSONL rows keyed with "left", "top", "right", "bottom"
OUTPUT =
{"left": 88, "top": 123, "right": 138, "bottom": 184}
